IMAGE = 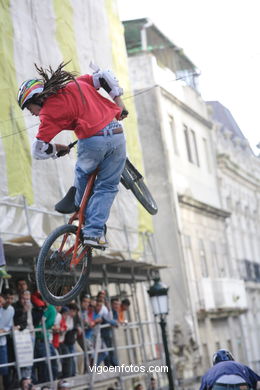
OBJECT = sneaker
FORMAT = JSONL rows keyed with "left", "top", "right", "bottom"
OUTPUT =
{"left": 0, "top": 266, "right": 11, "bottom": 279}
{"left": 83, "top": 236, "right": 108, "bottom": 249}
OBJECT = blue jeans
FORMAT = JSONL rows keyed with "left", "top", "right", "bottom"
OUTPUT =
{"left": 33, "top": 340, "right": 58, "bottom": 384}
{"left": 0, "top": 344, "right": 8, "bottom": 376}
{"left": 74, "top": 123, "right": 126, "bottom": 238}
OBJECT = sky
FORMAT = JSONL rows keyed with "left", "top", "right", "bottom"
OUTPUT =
{"left": 117, "top": 0, "right": 260, "bottom": 153}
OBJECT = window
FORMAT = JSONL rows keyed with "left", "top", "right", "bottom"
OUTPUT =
{"left": 203, "top": 137, "right": 211, "bottom": 172}
{"left": 184, "top": 125, "right": 192, "bottom": 163}
{"left": 190, "top": 129, "right": 200, "bottom": 166}
{"left": 183, "top": 125, "right": 200, "bottom": 166}
{"left": 169, "top": 115, "right": 178, "bottom": 155}
{"left": 210, "top": 241, "right": 219, "bottom": 276}
{"left": 199, "top": 239, "right": 208, "bottom": 277}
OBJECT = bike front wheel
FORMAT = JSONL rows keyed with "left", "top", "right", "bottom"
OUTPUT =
{"left": 121, "top": 158, "right": 158, "bottom": 215}
{"left": 36, "top": 224, "right": 92, "bottom": 306}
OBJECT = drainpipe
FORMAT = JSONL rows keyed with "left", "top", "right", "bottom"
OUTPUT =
{"left": 141, "top": 20, "right": 153, "bottom": 51}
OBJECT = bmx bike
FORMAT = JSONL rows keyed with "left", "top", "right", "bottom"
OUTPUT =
{"left": 36, "top": 143, "right": 158, "bottom": 305}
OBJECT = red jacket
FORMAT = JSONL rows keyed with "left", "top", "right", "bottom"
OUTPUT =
{"left": 36, "top": 75, "right": 122, "bottom": 143}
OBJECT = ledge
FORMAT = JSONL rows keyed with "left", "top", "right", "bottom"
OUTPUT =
{"left": 197, "top": 306, "right": 247, "bottom": 320}
{"left": 178, "top": 195, "right": 231, "bottom": 219}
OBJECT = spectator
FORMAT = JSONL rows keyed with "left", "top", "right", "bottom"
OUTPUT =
{"left": 19, "top": 376, "right": 36, "bottom": 390}
{"left": 93, "top": 299, "right": 110, "bottom": 366}
{"left": 118, "top": 298, "right": 131, "bottom": 324}
{"left": 55, "top": 306, "right": 70, "bottom": 378}
{"left": 2, "top": 288, "right": 16, "bottom": 389}
{"left": 147, "top": 377, "right": 157, "bottom": 390}
{"left": 62, "top": 303, "right": 80, "bottom": 377}
{"left": 57, "top": 379, "right": 71, "bottom": 389}
{"left": 2, "top": 288, "right": 15, "bottom": 307}
{"left": 110, "top": 297, "right": 120, "bottom": 320}
{"left": 84, "top": 299, "right": 102, "bottom": 349}
{"left": 69, "top": 302, "right": 84, "bottom": 376}
{"left": 80, "top": 294, "right": 91, "bottom": 334}
{"left": 0, "top": 292, "right": 14, "bottom": 389}
{"left": 97, "top": 290, "right": 110, "bottom": 309}
{"left": 90, "top": 298, "right": 96, "bottom": 310}
{"left": 13, "top": 290, "right": 35, "bottom": 379}
{"left": 33, "top": 303, "right": 57, "bottom": 384}
{"left": 52, "top": 306, "right": 62, "bottom": 350}
{"left": 13, "top": 290, "right": 33, "bottom": 332}
{"left": 0, "top": 238, "right": 11, "bottom": 279}
{"left": 103, "top": 298, "right": 120, "bottom": 367}
{"left": 134, "top": 384, "right": 144, "bottom": 390}
{"left": 51, "top": 306, "right": 63, "bottom": 377}
{"left": 97, "top": 290, "right": 106, "bottom": 300}
{"left": 31, "top": 290, "right": 46, "bottom": 329}
{"left": 16, "top": 278, "right": 29, "bottom": 296}
{"left": 78, "top": 294, "right": 95, "bottom": 373}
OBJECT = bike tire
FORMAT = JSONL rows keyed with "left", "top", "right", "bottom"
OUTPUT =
{"left": 121, "top": 159, "right": 158, "bottom": 215}
{"left": 36, "top": 224, "right": 92, "bottom": 306}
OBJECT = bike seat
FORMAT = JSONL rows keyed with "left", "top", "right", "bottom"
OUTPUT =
{"left": 55, "top": 186, "right": 78, "bottom": 214}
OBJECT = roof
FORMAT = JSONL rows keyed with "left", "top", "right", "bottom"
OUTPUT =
{"left": 122, "top": 17, "right": 197, "bottom": 70}
{"left": 207, "top": 101, "right": 246, "bottom": 140}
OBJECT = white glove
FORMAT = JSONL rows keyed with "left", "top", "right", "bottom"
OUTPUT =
{"left": 32, "top": 139, "right": 57, "bottom": 160}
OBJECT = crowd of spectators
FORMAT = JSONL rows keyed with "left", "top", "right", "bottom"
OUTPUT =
{"left": 0, "top": 278, "right": 131, "bottom": 389}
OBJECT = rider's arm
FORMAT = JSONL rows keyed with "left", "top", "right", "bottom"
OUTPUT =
{"left": 91, "top": 69, "right": 123, "bottom": 99}
{"left": 78, "top": 70, "right": 128, "bottom": 119}
{"left": 94, "top": 71, "right": 128, "bottom": 119}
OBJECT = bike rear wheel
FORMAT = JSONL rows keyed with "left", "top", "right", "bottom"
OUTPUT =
{"left": 36, "top": 224, "right": 92, "bottom": 306}
{"left": 121, "top": 158, "right": 158, "bottom": 215}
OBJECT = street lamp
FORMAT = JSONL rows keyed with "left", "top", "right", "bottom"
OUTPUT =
{"left": 148, "top": 278, "right": 174, "bottom": 390}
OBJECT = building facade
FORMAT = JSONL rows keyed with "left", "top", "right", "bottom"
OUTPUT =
{"left": 209, "top": 101, "right": 260, "bottom": 370}
{"left": 123, "top": 18, "right": 260, "bottom": 382}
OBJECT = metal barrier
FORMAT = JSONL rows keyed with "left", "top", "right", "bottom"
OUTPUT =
{"left": 0, "top": 317, "right": 164, "bottom": 389}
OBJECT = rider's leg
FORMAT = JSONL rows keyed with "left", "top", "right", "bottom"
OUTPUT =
{"left": 74, "top": 131, "right": 126, "bottom": 242}
{"left": 82, "top": 132, "right": 126, "bottom": 240}
{"left": 74, "top": 136, "right": 105, "bottom": 208}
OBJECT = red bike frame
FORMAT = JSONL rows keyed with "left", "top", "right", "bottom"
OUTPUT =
{"left": 59, "top": 169, "right": 98, "bottom": 268}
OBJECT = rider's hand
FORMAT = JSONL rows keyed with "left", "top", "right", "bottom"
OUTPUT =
{"left": 119, "top": 108, "right": 129, "bottom": 120}
{"left": 114, "top": 96, "right": 128, "bottom": 120}
{"left": 55, "top": 144, "right": 70, "bottom": 157}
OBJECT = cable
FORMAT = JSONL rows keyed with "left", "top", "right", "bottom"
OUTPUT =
{"left": 122, "top": 72, "right": 199, "bottom": 100}
{"left": 0, "top": 123, "right": 38, "bottom": 140}
{"left": 0, "top": 72, "right": 198, "bottom": 140}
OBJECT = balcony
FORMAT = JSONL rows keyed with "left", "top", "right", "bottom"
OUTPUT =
{"left": 197, "top": 278, "right": 248, "bottom": 316}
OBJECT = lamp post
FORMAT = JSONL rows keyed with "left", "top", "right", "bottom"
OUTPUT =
{"left": 148, "top": 278, "right": 174, "bottom": 390}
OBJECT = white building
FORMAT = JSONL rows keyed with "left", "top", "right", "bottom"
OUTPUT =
{"left": 123, "top": 18, "right": 259, "bottom": 381}
{"left": 208, "top": 101, "right": 260, "bottom": 371}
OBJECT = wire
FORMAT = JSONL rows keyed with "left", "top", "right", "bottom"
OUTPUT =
{"left": 0, "top": 123, "right": 38, "bottom": 140}
{"left": 0, "top": 72, "right": 198, "bottom": 140}
{"left": 0, "top": 113, "right": 34, "bottom": 125}
{"left": 122, "top": 73, "right": 199, "bottom": 100}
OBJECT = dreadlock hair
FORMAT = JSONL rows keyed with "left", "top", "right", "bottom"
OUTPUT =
{"left": 32, "top": 61, "right": 85, "bottom": 104}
